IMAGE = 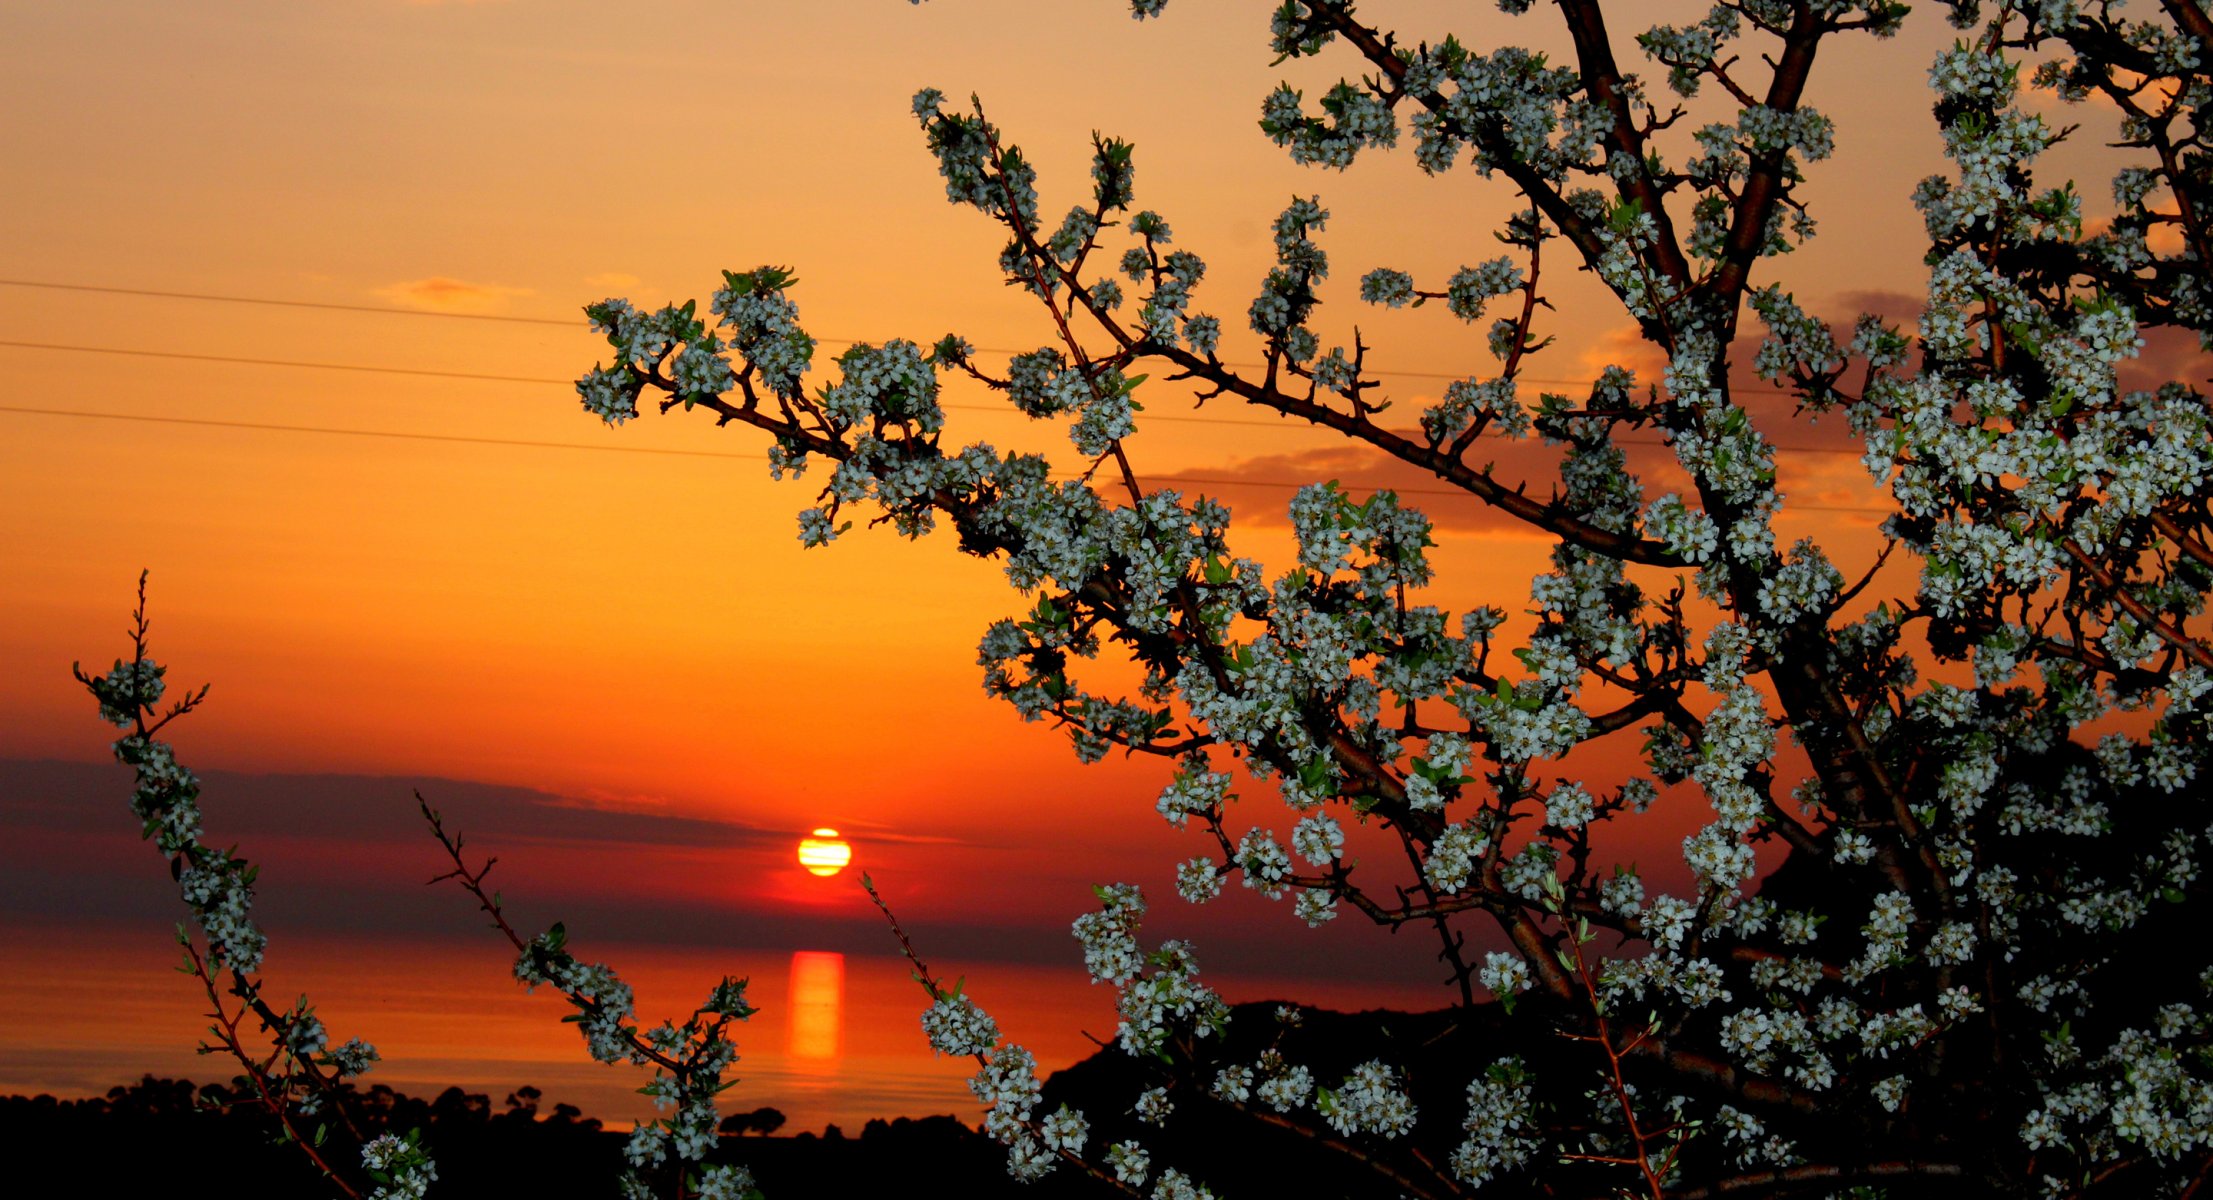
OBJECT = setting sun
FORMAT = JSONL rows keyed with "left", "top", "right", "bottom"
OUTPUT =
{"left": 796, "top": 829, "right": 852, "bottom": 878}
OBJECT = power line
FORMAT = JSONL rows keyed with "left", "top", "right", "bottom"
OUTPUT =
{"left": 0, "top": 337, "right": 1863, "bottom": 453}
{"left": 0, "top": 404, "right": 762, "bottom": 459}
{"left": 0, "top": 339, "right": 1337, "bottom": 431}
{"left": 0, "top": 279, "right": 576, "bottom": 327}
{"left": 0, "top": 275, "right": 1811, "bottom": 393}
{"left": 0, "top": 339, "right": 562, "bottom": 386}
{"left": 1, "top": 403, "right": 1897, "bottom": 514}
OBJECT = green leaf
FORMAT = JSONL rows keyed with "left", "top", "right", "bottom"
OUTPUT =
{"left": 1300, "top": 757, "right": 1330, "bottom": 791}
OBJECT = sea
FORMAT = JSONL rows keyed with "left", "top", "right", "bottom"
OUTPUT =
{"left": 9, "top": 921, "right": 1446, "bottom": 1134}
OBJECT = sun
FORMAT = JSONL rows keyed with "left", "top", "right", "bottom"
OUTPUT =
{"left": 796, "top": 828, "right": 852, "bottom": 877}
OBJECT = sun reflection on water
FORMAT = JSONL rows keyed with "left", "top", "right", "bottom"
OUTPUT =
{"left": 786, "top": 951, "right": 845, "bottom": 1065}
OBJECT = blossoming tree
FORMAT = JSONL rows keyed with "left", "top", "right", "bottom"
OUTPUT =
{"left": 566, "top": 0, "right": 2213, "bottom": 1193}
{"left": 85, "top": 0, "right": 2213, "bottom": 1196}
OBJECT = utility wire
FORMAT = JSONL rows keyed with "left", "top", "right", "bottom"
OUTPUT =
{"left": 0, "top": 339, "right": 559, "bottom": 386}
{"left": 0, "top": 337, "right": 1864, "bottom": 453}
{"left": 1, "top": 402, "right": 1897, "bottom": 515}
{"left": 0, "top": 338, "right": 1339, "bottom": 428}
{"left": 0, "top": 403, "right": 758, "bottom": 459}
{"left": 0, "top": 275, "right": 1814, "bottom": 393}
{"left": 0, "top": 279, "right": 575, "bottom": 327}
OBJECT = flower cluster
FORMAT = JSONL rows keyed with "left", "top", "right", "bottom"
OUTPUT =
{"left": 361, "top": 1131, "right": 437, "bottom": 1200}
{"left": 922, "top": 992, "right": 1000, "bottom": 1057}
{"left": 1317, "top": 1060, "right": 1417, "bottom": 1139}
{"left": 511, "top": 924, "right": 755, "bottom": 1196}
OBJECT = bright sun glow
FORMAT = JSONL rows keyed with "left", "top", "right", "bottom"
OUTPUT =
{"left": 796, "top": 828, "right": 852, "bottom": 877}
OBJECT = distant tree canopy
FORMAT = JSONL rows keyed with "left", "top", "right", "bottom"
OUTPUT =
{"left": 718, "top": 1107, "right": 789, "bottom": 1138}
{"left": 0, "top": 1077, "right": 613, "bottom": 1198}
{"left": 0, "top": 1078, "right": 1066, "bottom": 1199}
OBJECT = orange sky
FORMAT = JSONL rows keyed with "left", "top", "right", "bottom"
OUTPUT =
{"left": 0, "top": 0, "right": 1983, "bottom": 822}
{"left": 0, "top": 0, "right": 2171, "bottom": 1124}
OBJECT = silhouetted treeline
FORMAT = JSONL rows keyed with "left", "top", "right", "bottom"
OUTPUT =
{"left": 0, "top": 1076, "right": 625, "bottom": 1197}
{"left": 0, "top": 1075, "right": 1119, "bottom": 1198}
{"left": 6, "top": 1004, "right": 1543, "bottom": 1199}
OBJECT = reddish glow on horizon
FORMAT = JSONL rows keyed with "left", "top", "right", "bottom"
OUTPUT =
{"left": 797, "top": 829, "right": 853, "bottom": 877}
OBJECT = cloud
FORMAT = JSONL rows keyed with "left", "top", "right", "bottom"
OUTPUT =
{"left": 1139, "top": 434, "right": 1539, "bottom": 536}
{"left": 1149, "top": 277, "right": 2208, "bottom": 546}
{"left": 372, "top": 276, "right": 534, "bottom": 314}
{"left": 2082, "top": 213, "right": 2190, "bottom": 258}
{"left": 0, "top": 758, "right": 1021, "bottom": 949}
{"left": 1217, "top": 320, "right": 1891, "bottom": 535}
{"left": 1834, "top": 283, "right": 2213, "bottom": 394}
{"left": 1, "top": 758, "right": 788, "bottom": 852}
{"left": 1144, "top": 424, "right": 1704, "bottom": 536}
{"left": 1829, "top": 289, "right": 1921, "bottom": 329}
{"left": 1575, "top": 323, "right": 1671, "bottom": 384}
{"left": 2020, "top": 72, "right": 2176, "bottom": 124}
{"left": 2124, "top": 324, "right": 2213, "bottom": 394}
{"left": 0, "top": 758, "right": 1389, "bottom": 969}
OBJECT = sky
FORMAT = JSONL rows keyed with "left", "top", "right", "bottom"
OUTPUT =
{"left": 0, "top": 0, "right": 2186, "bottom": 1130}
